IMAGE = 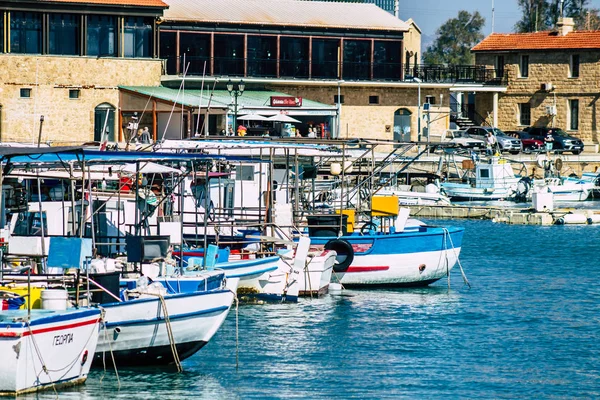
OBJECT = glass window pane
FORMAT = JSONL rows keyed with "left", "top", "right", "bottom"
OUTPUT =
{"left": 124, "top": 17, "right": 152, "bottom": 58}
{"left": 179, "top": 33, "right": 211, "bottom": 75}
{"left": 280, "top": 37, "right": 308, "bottom": 78}
{"left": 343, "top": 40, "right": 370, "bottom": 80}
{"left": 214, "top": 34, "right": 244, "bottom": 76}
{"left": 10, "top": 12, "right": 42, "bottom": 54}
{"left": 312, "top": 39, "right": 339, "bottom": 79}
{"left": 570, "top": 99, "right": 579, "bottom": 130}
{"left": 160, "top": 31, "right": 177, "bottom": 74}
{"left": 87, "top": 15, "right": 116, "bottom": 57}
{"left": 247, "top": 36, "right": 277, "bottom": 77}
{"left": 374, "top": 40, "right": 401, "bottom": 81}
{"left": 49, "top": 14, "right": 80, "bottom": 55}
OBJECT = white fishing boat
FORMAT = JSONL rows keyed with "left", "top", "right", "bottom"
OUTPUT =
{"left": 95, "top": 273, "right": 237, "bottom": 366}
{"left": 441, "top": 157, "right": 520, "bottom": 201}
{"left": 0, "top": 307, "right": 101, "bottom": 395}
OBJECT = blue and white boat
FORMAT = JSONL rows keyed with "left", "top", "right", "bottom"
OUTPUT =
{"left": 309, "top": 218, "right": 464, "bottom": 287}
{"left": 0, "top": 307, "right": 101, "bottom": 395}
{"left": 95, "top": 272, "right": 237, "bottom": 366}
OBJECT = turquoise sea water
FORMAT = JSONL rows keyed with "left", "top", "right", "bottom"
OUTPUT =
{"left": 28, "top": 220, "right": 600, "bottom": 399}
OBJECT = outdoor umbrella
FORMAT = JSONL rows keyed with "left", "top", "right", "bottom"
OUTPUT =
{"left": 238, "top": 114, "right": 269, "bottom": 121}
{"left": 266, "top": 114, "right": 301, "bottom": 123}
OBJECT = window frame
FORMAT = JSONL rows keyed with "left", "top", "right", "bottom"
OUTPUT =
{"left": 69, "top": 89, "right": 80, "bottom": 99}
{"left": 519, "top": 103, "right": 531, "bottom": 126}
{"left": 568, "top": 99, "right": 579, "bottom": 131}
{"left": 369, "top": 95, "right": 379, "bottom": 105}
{"left": 20, "top": 88, "right": 32, "bottom": 98}
{"left": 570, "top": 54, "right": 580, "bottom": 78}
{"left": 334, "top": 95, "right": 345, "bottom": 104}
{"left": 519, "top": 55, "right": 529, "bottom": 78}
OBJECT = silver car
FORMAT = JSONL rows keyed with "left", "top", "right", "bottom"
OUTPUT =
{"left": 465, "top": 126, "right": 522, "bottom": 155}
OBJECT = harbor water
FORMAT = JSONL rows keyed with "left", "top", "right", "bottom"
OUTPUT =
{"left": 26, "top": 220, "right": 600, "bottom": 399}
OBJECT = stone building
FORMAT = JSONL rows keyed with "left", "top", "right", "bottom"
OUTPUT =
{"left": 472, "top": 17, "right": 600, "bottom": 145}
{"left": 0, "top": 0, "right": 167, "bottom": 144}
{"left": 0, "top": 0, "right": 501, "bottom": 146}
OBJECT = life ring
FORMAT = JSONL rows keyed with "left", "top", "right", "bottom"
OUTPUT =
{"left": 325, "top": 239, "right": 354, "bottom": 273}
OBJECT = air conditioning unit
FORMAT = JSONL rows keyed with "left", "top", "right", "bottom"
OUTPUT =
{"left": 541, "top": 82, "right": 553, "bottom": 91}
{"left": 546, "top": 105, "right": 557, "bottom": 115}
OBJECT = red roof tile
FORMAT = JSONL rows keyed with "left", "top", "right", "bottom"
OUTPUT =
{"left": 472, "top": 31, "right": 600, "bottom": 52}
{"left": 39, "top": 0, "right": 168, "bottom": 7}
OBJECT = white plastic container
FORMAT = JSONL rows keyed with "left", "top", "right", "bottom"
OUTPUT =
{"left": 532, "top": 191, "right": 554, "bottom": 212}
{"left": 41, "top": 289, "right": 69, "bottom": 310}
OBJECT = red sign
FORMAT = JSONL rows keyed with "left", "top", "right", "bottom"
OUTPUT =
{"left": 270, "top": 96, "right": 302, "bottom": 107}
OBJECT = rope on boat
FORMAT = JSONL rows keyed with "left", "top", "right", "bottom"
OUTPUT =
{"left": 157, "top": 293, "right": 183, "bottom": 373}
{"left": 443, "top": 228, "right": 471, "bottom": 288}
{"left": 99, "top": 309, "right": 121, "bottom": 388}
{"left": 26, "top": 321, "right": 59, "bottom": 399}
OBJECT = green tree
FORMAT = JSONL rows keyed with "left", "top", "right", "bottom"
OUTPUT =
{"left": 515, "top": 0, "right": 592, "bottom": 32}
{"left": 423, "top": 11, "right": 485, "bottom": 65}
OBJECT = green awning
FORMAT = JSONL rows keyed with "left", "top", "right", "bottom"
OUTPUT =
{"left": 120, "top": 86, "right": 337, "bottom": 115}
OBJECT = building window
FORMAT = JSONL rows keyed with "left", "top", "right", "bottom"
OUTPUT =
{"left": 10, "top": 12, "right": 42, "bottom": 54}
{"left": 334, "top": 95, "right": 344, "bottom": 104}
{"left": 369, "top": 95, "right": 379, "bottom": 105}
{"left": 312, "top": 38, "right": 340, "bottom": 79}
{"left": 49, "top": 13, "right": 80, "bottom": 55}
{"left": 570, "top": 54, "right": 580, "bottom": 78}
{"left": 495, "top": 55, "right": 504, "bottom": 79}
{"left": 280, "top": 37, "right": 309, "bottom": 79}
{"left": 569, "top": 99, "right": 579, "bottom": 130}
{"left": 374, "top": 40, "right": 401, "bottom": 80}
{"left": 247, "top": 36, "right": 277, "bottom": 78}
{"left": 87, "top": 15, "right": 116, "bottom": 57}
{"left": 179, "top": 33, "right": 211, "bottom": 75}
{"left": 519, "top": 103, "right": 531, "bottom": 126}
{"left": 123, "top": 17, "right": 152, "bottom": 58}
{"left": 159, "top": 31, "right": 177, "bottom": 74}
{"left": 20, "top": 88, "right": 32, "bottom": 98}
{"left": 214, "top": 34, "right": 244, "bottom": 76}
{"left": 343, "top": 40, "right": 371, "bottom": 80}
{"left": 425, "top": 95, "right": 436, "bottom": 105}
{"left": 520, "top": 55, "right": 529, "bottom": 78}
{"left": 69, "top": 89, "right": 80, "bottom": 99}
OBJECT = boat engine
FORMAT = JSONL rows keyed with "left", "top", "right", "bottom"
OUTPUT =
{"left": 513, "top": 177, "right": 532, "bottom": 203}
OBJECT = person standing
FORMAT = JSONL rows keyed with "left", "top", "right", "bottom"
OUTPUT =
{"left": 544, "top": 131, "right": 554, "bottom": 154}
{"left": 486, "top": 132, "right": 496, "bottom": 155}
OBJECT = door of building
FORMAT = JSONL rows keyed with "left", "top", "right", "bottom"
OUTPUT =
{"left": 94, "top": 103, "right": 116, "bottom": 142}
{"left": 393, "top": 108, "right": 412, "bottom": 143}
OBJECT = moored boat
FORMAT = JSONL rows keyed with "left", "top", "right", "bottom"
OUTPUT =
{"left": 0, "top": 307, "right": 101, "bottom": 396}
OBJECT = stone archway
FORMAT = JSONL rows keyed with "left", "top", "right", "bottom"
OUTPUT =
{"left": 94, "top": 103, "right": 116, "bottom": 142}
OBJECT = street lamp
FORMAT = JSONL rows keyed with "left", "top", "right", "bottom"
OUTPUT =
{"left": 227, "top": 79, "right": 245, "bottom": 135}
{"left": 412, "top": 77, "right": 422, "bottom": 143}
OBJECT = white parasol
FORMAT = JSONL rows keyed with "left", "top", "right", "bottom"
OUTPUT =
{"left": 238, "top": 114, "right": 269, "bottom": 121}
{"left": 266, "top": 114, "right": 301, "bottom": 123}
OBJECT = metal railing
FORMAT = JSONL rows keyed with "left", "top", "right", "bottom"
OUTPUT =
{"left": 165, "top": 56, "right": 507, "bottom": 85}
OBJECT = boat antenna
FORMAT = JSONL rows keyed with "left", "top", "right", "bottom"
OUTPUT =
{"left": 160, "top": 62, "right": 190, "bottom": 143}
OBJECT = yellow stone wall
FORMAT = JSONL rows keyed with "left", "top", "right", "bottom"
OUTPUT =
{"left": 274, "top": 84, "right": 450, "bottom": 147}
{"left": 403, "top": 19, "right": 422, "bottom": 65}
{"left": 0, "top": 55, "right": 163, "bottom": 144}
{"left": 475, "top": 52, "right": 600, "bottom": 143}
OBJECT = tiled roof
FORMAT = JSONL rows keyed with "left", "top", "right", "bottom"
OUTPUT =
{"left": 162, "top": 0, "right": 409, "bottom": 32}
{"left": 39, "top": 0, "right": 168, "bottom": 7}
{"left": 472, "top": 31, "right": 600, "bottom": 52}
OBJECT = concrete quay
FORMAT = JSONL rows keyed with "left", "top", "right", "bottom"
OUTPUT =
{"left": 407, "top": 203, "right": 600, "bottom": 226}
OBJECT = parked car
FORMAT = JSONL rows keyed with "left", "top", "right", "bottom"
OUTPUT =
{"left": 464, "top": 126, "right": 522, "bottom": 154}
{"left": 505, "top": 131, "right": 544, "bottom": 154}
{"left": 430, "top": 129, "right": 485, "bottom": 151}
{"left": 522, "top": 127, "right": 585, "bottom": 155}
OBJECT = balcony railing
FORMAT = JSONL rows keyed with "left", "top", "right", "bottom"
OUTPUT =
{"left": 165, "top": 56, "right": 505, "bottom": 85}
{"left": 405, "top": 64, "right": 507, "bottom": 85}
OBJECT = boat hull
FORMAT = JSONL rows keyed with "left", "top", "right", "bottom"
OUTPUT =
{"left": 95, "top": 288, "right": 234, "bottom": 366}
{"left": 0, "top": 308, "right": 101, "bottom": 395}
{"left": 298, "top": 250, "right": 336, "bottom": 297}
{"left": 311, "top": 226, "right": 464, "bottom": 286}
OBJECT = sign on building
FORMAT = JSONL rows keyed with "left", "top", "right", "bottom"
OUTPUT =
{"left": 270, "top": 96, "right": 302, "bottom": 107}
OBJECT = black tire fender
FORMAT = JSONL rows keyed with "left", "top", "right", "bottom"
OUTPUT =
{"left": 325, "top": 239, "right": 354, "bottom": 273}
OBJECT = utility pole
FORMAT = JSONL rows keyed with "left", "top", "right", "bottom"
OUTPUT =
{"left": 491, "top": 0, "right": 495, "bottom": 33}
